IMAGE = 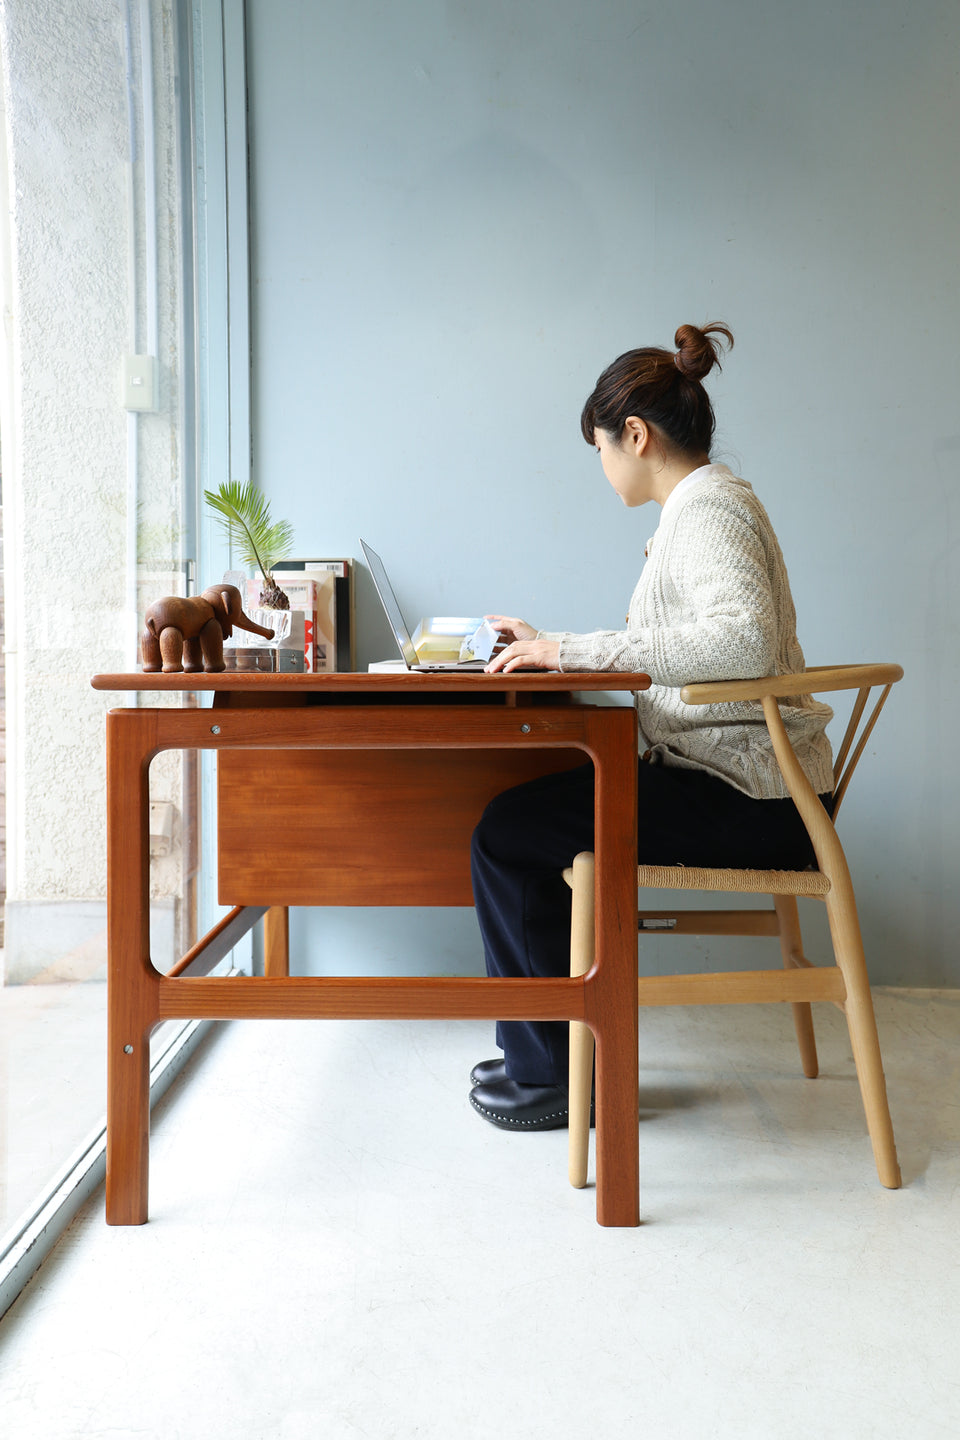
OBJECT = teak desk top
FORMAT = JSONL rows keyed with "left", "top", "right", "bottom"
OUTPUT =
{"left": 94, "top": 669, "right": 649, "bottom": 1228}
{"left": 92, "top": 670, "right": 650, "bottom": 694}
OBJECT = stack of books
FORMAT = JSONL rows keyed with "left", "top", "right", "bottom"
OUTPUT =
{"left": 227, "top": 560, "right": 354, "bottom": 673}
{"left": 272, "top": 558, "right": 355, "bottom": 672}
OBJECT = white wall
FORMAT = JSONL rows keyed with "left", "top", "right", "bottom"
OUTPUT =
{"left": 245, "top": 0, "right": 960, "bottom": 986}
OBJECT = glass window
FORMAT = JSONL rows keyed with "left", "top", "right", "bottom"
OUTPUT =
{"left": 0, "top": 0, "right": 246, "bottom": 1298}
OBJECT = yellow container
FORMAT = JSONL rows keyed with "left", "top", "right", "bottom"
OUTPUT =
{"left": 411, "top": 616, "right": 483, "bottom": 664}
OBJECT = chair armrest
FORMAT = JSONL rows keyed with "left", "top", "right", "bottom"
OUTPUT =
{"left": 679, "top": 663, "right": 903, "bottom": 708}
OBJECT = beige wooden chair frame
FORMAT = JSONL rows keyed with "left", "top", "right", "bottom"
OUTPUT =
{"left": 565, "top": 663, "right": 903, "bottom": 1193}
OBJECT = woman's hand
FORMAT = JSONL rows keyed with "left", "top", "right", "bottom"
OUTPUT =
{"left": 484, "top": 615, "right": 539, "bottom": 644}
{"left": 483, "top": 615, "right": 559, "bottom": 672}
{"left": 485, "top": 635, "right": 561, "bottom": 674}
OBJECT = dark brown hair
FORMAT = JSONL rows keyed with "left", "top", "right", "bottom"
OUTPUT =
{"left": 580, "top": 322, "right": 734, "bottom": 456}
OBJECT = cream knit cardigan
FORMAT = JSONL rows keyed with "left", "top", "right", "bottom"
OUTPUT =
{"left": 549, "top": 464, "right": 834, "bottom": 800}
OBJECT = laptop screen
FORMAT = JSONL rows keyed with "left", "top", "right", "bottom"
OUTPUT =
{"left": 359, "top": 539, "right": 420, "bottom": 667}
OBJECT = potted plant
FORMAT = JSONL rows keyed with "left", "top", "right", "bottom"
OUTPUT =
{"left": 204, "top": 479, "right": 295, "bottom": 609}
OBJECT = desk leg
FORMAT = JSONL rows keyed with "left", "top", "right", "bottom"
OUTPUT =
{"left": 106, "top": 712, "right": 160, "bottom": 1225}
{"left": 587, "top": 712, "right": 640, "bottom": 1227}
{"left": 264, "top": 906, "right": 290, "bottom": 978}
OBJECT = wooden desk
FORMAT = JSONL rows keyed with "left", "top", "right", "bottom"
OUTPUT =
{"left": 91, "top": 671, "right": 649, "bottom": 1227}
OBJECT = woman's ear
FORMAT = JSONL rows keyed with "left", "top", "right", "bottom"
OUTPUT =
{"left": 622, "top": 416, "right": 650, "bottom": 456}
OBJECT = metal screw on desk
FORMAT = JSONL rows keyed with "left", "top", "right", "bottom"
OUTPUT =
{"left": 520, "top": 723, "right": 531, "bottom": 733}
{"left": 123, "top": 1044, "right": 134, "bottom": 1054}
{"left": 211, "top": 725, "right": 221, "bottom": 734}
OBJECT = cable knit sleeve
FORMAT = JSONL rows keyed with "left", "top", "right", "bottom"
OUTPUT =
{"left": 555, "top": 488, "right": 778, "bottom": 682}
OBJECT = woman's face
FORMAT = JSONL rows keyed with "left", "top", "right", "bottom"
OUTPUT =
{"left": 594, "top": 427, "right": 650, "bottom": 508}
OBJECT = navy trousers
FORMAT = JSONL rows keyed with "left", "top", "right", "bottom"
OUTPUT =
{"left": 470, "top": 760, "right": 822, "bottom": 1085}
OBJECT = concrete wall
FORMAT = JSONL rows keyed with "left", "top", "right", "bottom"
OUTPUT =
{"left": 244, "top": 0, "right": 960, "bottom": 986}
{"left": 0, "top": 0, "right": 190, "bottom": 981}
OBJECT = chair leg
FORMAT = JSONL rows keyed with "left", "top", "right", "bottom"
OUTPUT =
{"left": 773, "top": 894, "right": 819, "bottom": 1078}
{"left": 569, "top": 1024, "right": 595, "bottom": 1188}
{"left": 825, "top": 880, "right": 901, "bottom": 1188}
{"left": 568, "top": 852, "right": 596, "bottom": 1188}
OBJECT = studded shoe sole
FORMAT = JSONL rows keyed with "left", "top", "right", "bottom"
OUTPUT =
{"left": 469, "top": 1078, "right": 571, "bottom": 1131}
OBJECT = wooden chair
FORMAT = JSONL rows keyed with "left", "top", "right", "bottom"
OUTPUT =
{"left": 564, "top": 663, "right": 903, "bottom": 1192}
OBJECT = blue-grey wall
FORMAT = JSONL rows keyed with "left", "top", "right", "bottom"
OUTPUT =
{"left": 244, "top": 0, "right": 960, "bottom": 987}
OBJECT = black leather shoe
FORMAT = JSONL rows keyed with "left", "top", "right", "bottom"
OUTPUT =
{"left": 469, "top": 1077, "right": 570, "bottom": 1131}
{"left": 469, "top": 1057, "right": 506, "bottom": 1087}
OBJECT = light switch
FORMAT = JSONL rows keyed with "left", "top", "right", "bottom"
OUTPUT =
{"left": 122, "top": 354, "right": 158, "bottom": 412}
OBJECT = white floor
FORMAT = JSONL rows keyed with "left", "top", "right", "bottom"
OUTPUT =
{"left": 0, "top": 980, "right": 188, "bottom": 1233}
{"left": 0, "top": 980, "right": 106, "bottom": 1230}
{"left": 0, "top": 992, "right": 958, "bottom": 1440}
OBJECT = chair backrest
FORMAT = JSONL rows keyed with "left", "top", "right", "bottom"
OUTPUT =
{"left": 680, "top": 664, "right": 903, "bottom": 879}
{"left": 826, "top": 672, "right": 897, "bottom": 819}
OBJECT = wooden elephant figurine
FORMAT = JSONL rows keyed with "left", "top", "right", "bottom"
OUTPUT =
{"left": 141, "top": 585, "right": 276, "bottom": 673}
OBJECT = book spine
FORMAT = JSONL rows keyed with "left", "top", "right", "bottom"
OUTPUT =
{"left": 273, "top": 558, "right": 354, "bottom": 670}
{"left": 275, "top": 560, "right": 348, "bottom": 577}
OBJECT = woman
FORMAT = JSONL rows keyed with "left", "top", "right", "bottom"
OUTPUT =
{"left": 469, "top": 322, "right": 834, "bottom": 1130}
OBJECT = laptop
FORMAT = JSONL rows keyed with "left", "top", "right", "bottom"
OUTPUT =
{"left": 360, "top": 539, "right": 495, "bottom": 672}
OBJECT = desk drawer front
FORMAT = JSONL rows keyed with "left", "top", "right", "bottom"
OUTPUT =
{"left": 217, "top": 748, "right": 585, "bottom": 906}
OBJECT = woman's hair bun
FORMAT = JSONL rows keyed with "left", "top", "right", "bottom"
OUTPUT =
{"left": 674, "top": 322, "right": 734, "bottom": 381}
{"left": 581, "top": 321, "right": 735, "bottom": 455}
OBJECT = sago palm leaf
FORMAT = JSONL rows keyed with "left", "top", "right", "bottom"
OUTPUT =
{"left": 204, "top": 480, "right": 295, "bottom": 583}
